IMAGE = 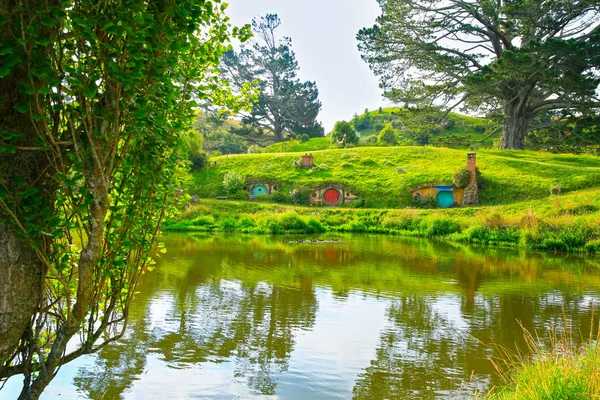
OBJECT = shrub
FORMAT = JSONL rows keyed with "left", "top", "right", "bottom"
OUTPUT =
{"left": 279, "top": 213, "right": 307, "bottom": 232}
{"left": 269, "top": 190, "right": 287, "bottom": 203}
{"left": 219, "top": 218, "right": 239, "bottom": 232}
{"left": 291, "top": 187, "right": 312, "bottom": 205}
{"left": 247, "top": 144, "right": 262, "bottom": 154}
{"left": 223, "top": 171, "right": 245, "bottom": 195}
{"left": 330, "top": 121, "right": 359, "bottom": 145}
{"left": 443, "top": 118, "right": 456, "bottom": 130}
{"left": 453, "top": 167, "right": 472, "bottom": 188}
{"left": 230, "top": 190, "right": 249, "bottom": 201}
{"left": 426, "top": 218, "right": 461, "bottom": 236}
{"left": 473, "top": 124, "right": 486, "bottom": 133}
{"left": 584, "top": 239, "right": 600, "bottom": 254}
{"left": 306, "top": 218, "right": 326, "bottom": 233}
{"left": 378, "top": 123, "right": 398, "bottom": 145}
{"left": 189, "top": 152, "right": 207, "bottom": 171}
{"left": 297, "top": 133, "right": 310, "bottom": 142}
{"left": 378, "top": 106, "right": 383, "bottom": 114}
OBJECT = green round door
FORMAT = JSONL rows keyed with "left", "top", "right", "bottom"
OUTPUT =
{"left": 436, "top": 191, "right": 454, "bottom": 208}
{"left": 252, "top": 185, "right": 268, "bottom": 197}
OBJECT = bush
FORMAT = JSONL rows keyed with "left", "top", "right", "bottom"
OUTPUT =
{"left": 473, "top": 124, "right": 486, "bottom": 133}
{"left": 330, "top": 121, "right": 359, "bottom": 145}
{"left": 453, "top": 167, "right": 472, "bottom": 188}
{"left": 291, "top": 187, "right": 312, "bottom": 205}
{"left": 443, "top": 118, "right": 456, "bottom": 130}
{"left": 269, "top": 191, "right": 287, "bottom": 203}
{"left": 426, "top": 218, "right": 461, "bottom": 237}
{"left": 279, "top": 213, "right": 308, "bottom": 232}
{"left": 219, "top": 218, "right": 239, "bottom": 232}
{"left": 189, "top": 152, "right": 207, "bottom": 171}
{"left": 247, "top": 144, "right": 262, "bottom": 154}
{"left": 223, "top": 171, "right": 246, "bottom": 195}
{"left": 378, "top": 123, "right": 398, "bottom": 145}
{"left": 584, "top": 239, "right": 600, "bottom": 254}
{"left": 297, "top": 133, "right": 310, "bottom": 142}
{"left": 306, "top": 218, "right": 326, "bottom": 233}
{"left": 230, "top": 190, "right": 249, "bottom": 201}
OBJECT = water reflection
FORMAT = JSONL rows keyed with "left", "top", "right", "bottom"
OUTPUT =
{"left": 29, "top": 234, "right": 600, "bottom": 399}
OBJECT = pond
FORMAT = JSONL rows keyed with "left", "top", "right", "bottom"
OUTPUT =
{"left": 4, "top": 233, "right": 600, "bottom": 399}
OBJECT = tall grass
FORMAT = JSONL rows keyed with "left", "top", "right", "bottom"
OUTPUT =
{"left": 482, "top": 314, "right": 600, "bottom": 399}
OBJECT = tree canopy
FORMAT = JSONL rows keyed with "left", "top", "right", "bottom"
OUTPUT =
{"left": 330, "top": 121, "right": 359, "bottom": 146}
{"left": 222, "top": 14, "right": 324, "bottom": 142}
{"left": 357, "top": 0, "right": 600, "bottom": 149}
{"left": 0, "top": 1, "right": 248, "bottom": 398}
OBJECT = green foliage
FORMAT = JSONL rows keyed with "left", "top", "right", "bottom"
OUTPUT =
{"left": 357, "top": 0, "right": 600, "bottom": 149}
{"left": 269, "top": 190, "right": 288, "bottom": 203}
{"left": 377, "top": 123, "right": 398, "bottom": 145}
{"left": 0, "top": 0, "right": 251, "bottom": 395}
{"left": 221, "top": 14, "right": 324, "bottom": 142}
{"left": 453, "top": 167, "right": 472, "bottom": 188}
{"left": 430, "top": 134, "right": 471, "bottom": 149}
{"left": 230, "top": 190, "right": 250, "bottom": 201}
{"left": 247, "top": 144, "right": 262, "bottom": 154}
{"left": 297, "top": 133, "right": 310, "bottom": 143}
{"left": 191, "top": 146, "right": 600, "bottom": 208}
{"left": 223, "top": 172, "right": 246, "bottom": 195}
{"left": 353, "top": 109, "right": 373, "bottom": 131}
{"left": 330, "top": 121, "right": 359, "bottom": 145}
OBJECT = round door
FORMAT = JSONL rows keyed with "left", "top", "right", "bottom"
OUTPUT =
{"left": 252, "top": 185, "right": 268, "bottom": 197}
{"left": 436, "top": 191, "right": 454, "bottom": 208}
{"left": 323, "top": 188, "right": 340, "bottom": 205}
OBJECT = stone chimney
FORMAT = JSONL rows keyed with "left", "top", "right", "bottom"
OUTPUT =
{"left": 301, "top": 153, "right": 314, "bottom": 168}
{"left": 467, "top": 152, "right": 477, "bottom": 184}
{"left": 463, "top": 153, "right": 479, "bottom": 206}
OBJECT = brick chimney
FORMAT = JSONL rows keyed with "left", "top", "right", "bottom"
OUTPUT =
{"left": 301, "top": 153, "right": 314, "bottom": 168}
{"left": 467, "top": 152, "right": 477, "bottom": 184}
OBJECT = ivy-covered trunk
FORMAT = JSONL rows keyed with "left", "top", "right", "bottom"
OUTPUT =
{"left": 0, "top": 43, "right": 47, "bottom": 366}
{"left": 500, "top": 100, "right": 532, "bottom": 150}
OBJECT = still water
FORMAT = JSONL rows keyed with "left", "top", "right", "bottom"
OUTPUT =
{"left": 5, "top": 234, "right": 600, "bottom": 399}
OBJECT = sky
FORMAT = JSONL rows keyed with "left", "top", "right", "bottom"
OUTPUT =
{"left": 224, "top": 0, "right": 390, "bottom": 133}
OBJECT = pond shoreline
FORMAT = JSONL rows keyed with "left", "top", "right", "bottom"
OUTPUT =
{"left": 165, "top": 198, "right": 600, "bottom": 256}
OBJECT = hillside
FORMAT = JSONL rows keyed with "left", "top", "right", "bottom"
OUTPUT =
{"left": 350, "top": 107, "right": 494, "bottom": 148}
{"left": 189, "top": 147, "right": 600, "bottom": 208}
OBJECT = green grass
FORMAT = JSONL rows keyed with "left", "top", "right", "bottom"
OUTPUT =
{"left": 190, "top": 146, "right": 600, "bottom": 208}
{"left": 483, "top": 323, "right": 600, "bottom": 399}
{"left": 167, "top": 187, "right": 600, "bottom": 253}
{"left": 354, "top": 107, "right": 493, "bottom": 144}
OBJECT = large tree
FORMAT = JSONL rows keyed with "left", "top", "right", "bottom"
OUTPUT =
{"left": 357, "top": 0, "right": 600, "bottom": 149}
{"left": 0, "top": 1, "right": 248, "bottom": 398}
{"left": 222, "top": 14, "right": 324, "bottom": 142}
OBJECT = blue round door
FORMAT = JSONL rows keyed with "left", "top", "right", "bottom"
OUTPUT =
{"left": 252, "top": 185, "right": 268, "bottom": 197}
{"left": 436, "top": 191, "right": 454, "bottom": 208}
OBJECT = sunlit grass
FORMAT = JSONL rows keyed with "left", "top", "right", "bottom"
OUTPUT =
{"left": 481, "top": 316, "right": 600, "bottom": 400}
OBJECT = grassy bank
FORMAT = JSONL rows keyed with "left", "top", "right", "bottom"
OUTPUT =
{"left": 191, "top": 147, "right": 600, "bottom": 207}
{"left": 166, "top": 189, "right": 600, "bottom": 254}
{"left": 483, "top": 324, "right": 600, "bottom": 399}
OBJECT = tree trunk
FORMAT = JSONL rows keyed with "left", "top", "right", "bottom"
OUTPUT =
{"left": 0, "top": 0, "right": 50, "bottom": 371}
{"left": 500, "top": 101, "right": 531, "bottom": 150}
{"left": 0, "top": 89, "right": 47, "bottom": 368}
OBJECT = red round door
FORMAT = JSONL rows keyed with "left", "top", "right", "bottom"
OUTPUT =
{"left": 323, "top": 188, "right": 340, "bottom": 205}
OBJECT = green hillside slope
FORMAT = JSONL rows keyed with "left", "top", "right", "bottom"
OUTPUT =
{"left": 190, "top": 147, "right": 600, "bottom": 208}
{"left": 350, "top": 107, "right": 494, "bottom": 147}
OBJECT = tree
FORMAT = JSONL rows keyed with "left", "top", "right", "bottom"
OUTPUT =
{"left": 0, "top": 1, "right": 249, "bottom": 398}
{"left": 357, "top": 0, "right": 600, "bottom": 149}
{"left": 222, "top": 14, "right": 324, "bottom": 142}
{"left": 330, "top": 121, "right": 359, "bottom": 146}
{"left": 378, "top": 123, "right": 398, "bottom": 145}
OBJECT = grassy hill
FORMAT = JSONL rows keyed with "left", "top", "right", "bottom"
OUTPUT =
{"left": 351, "top": 107, "right": 494, "bottom": 147}
{"left": 190, "top": 146, "right": 600, "bottom": 208}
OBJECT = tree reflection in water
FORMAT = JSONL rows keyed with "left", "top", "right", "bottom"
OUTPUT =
{"left": 71, "top": 234, "right": 600, "bottom": 399}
